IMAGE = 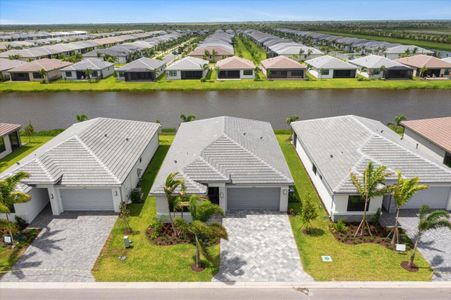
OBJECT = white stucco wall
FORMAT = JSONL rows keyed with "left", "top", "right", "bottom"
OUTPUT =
{"left": 0, "top": 135, "right": 12, "bottom": 159}
{"left": 240, "top": 69, "right": 255, "bottom": 79}
{"left": 332, "top": 194, "right": 383, "bottom": 222}
{"left": 308, "top": 68, "right": 333, "bottom": 79}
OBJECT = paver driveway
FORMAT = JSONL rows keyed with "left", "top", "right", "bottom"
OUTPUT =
{"left": 213, "top": 211, "right": 312, "bottom": 282}
{"left": 0, "top": 207, "right": 117, "bottom": 282}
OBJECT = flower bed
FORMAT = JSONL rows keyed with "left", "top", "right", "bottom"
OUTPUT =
{"left": 146, "top": 223, "right": 191, "bottom": 246}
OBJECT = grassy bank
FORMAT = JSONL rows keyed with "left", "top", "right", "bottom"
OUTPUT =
{"left": 1, "top": 75, "right": 450, "bottom": 92}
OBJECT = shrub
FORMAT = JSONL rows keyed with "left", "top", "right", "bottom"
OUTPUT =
{"left": 0, "top": 219, "right": 19, "bottom": 236}
{"left": 149, "top": 217, "right": 165, "bottom": 239}
{"left": 333, "top": 219, "right": 348, "bottom": 234}
{"left": 15, "top": 216, "right": 28, "bottom": 231}
{"left": 130, "top": 188, "right": 143, "bottom": 203}
{"left": 161, "top": 128, "right": 176, "bottom": 133}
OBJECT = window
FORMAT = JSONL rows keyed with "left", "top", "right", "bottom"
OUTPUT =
{"left": 320, "top": 69, "right": 329, "bottom": 75}
{"left": 0, "top": 137, "right": 5, "bottom": 153}
{"left": 168, "top": 70, "right": 177, "bottom": 77}
{"left": 372, "top": 69, "right": 380, "bottom": 75}
{"left": 243, "top": 69, "right": 253, "bottom": 76}
{"left": 347, "top": 196, "right": 369, "bottom": 212}
{"left": 65, "top": 71, "right": 71, "bottom": 77}
{"left": 312, "top": 164, "right": 317, "bottom": 175}
{"left": 32, "top": 72, "right": 43, "bottom": 79}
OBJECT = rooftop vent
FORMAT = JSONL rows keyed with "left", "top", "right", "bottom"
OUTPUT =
{"left": 125, "top": 137, "right": 129, "bottom": 142}
{"left": 104, "top": 134, "right": 107, "bottom": 137}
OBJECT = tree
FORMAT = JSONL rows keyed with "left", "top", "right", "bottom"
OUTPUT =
{"left": 211, "top": 50, "right": 218, "bottom": 63}
{"left": 0, "top": 172, "right": 32, "bottom": 244}
{"left": 419, "top": 66, "right": 428, "bottom": 78}
{"left": 203, "top": 50, "right": 210, "bottom": 61}
{"left": 286, "top": 115, "right": 300, "bottom": 141}
{"left": 119, "top": 201, "right": 132, "bottom": 234}
{"left": 180, "top": 114, "right": 196, "bottom": 123}
{"left": 350, "top": 161, "right": 391, "bottom": 236}
{"left": 163, "top": 172, "right": 185, "bottom": 234}
{"left": 75, "top": 114, "right": 88, "bottom": 122}
{"left": 394, "top": 114, "right": 407, "bottom": 127}
{"left": 387, "top": 172, "right": 428, "bottom": 245}
{"left": 174, "top": 195, "right": 227, "bottom": 270}
{"left": 408, "top": 205, "right": 451, "bottom": 268}
{"left": 85, "top": 68, "right": 93, "bottom": 80}
{"left": 379, "top": 65, "right": 386, "bottom": 78}
{"left": 23, "top": 121, "right": 35, "bottom": 143}
{"left": 39, "top": 68, "right": 48, "bottom": 83}
{"left": 300, "top": 195, "right": 318, "bottom": 234}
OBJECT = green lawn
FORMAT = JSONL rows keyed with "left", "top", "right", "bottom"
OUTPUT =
{"left": 92, "top": 134, "right": 219, "bottom": 282}
{"left": 277, "top": 134, "right": 432, "bottom": 281}
{"left": 234, "top": 35, "right": 267, "bottom": 65}
{"left": 1, "top": 73, "right": 450, "bottom": 92}
{"left": 0, "top": 136, "right": 53, "bottom": 173}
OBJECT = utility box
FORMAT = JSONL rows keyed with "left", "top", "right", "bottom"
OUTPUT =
{"left": 123, "top": 235, "right": 133, "bottom": 248}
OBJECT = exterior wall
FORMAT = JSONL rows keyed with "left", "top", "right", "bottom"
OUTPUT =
{"left": 308, "top": 67, "right": 333, "bottom": 79}
{"left": 62, "top": 66, "right": 114, "bottom": 81}
{"left": 402, "top": 186, "right": 451, "bottom": 210}
{"left": 0, "top": 134, "right": 12, "bottom": 159}
{"left": 403, "top": 128, "right": 447, "bottom": 163}
{"left": 1, "top": 70, "right": 11, "bottom": 81}
{"left": 332, "top": 194, "right": 383, "bottom": 222}
{"left": 166, "top": 68, "right": 208, "bottom": 80}
{"left": 240, "top": 69, "right": 255, "bottom": 79}
{"left": 357, "top": 68, "right": 383, "bottom": 79}
{"left": 0, "top": 187, "right": 49, "bottom": 224}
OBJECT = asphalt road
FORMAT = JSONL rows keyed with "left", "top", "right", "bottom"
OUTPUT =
{"left": 1, "top": 288, "right": 451, "bottom": 300}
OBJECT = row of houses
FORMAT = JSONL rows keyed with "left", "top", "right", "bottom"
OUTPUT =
{"left": 277, "top": 28, "right": 435, "bottom": 59}
{"left": 1, "top": 114, "right": 450, "bottom": 224}
{"left": 243, "top": 29, "right": 323, "bottom": 60}
{"left": 0, "top": 30, "right": 88, "bottom": 42}
{"left": 189, "top": 30, "right": 234, "bottom": 62}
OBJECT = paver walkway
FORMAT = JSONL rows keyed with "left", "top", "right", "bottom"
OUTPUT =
{"left": 1, "top": 207, "right": 117, "bottom": 282}
{"left": 213, "top": 211, "right": 312, "bottom": 282}
{"left": 381, "top": 210, "right": 451, "bottom": 281}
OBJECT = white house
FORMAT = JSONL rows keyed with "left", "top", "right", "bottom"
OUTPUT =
{"left": 150, "top": 116, "right": 293, "bottom": 220}
{"left": 216, "top": 56, "right": 255, "bottom": 80}
{"left": 305, "top": 55, "right": 357, "bottom": 79}
{"left": 291, "top": 115, "right": 451, "bottom": 222}
{"left": 384, "top": 45, "right": 434, "bottom": 60}
{"left": 0, "top": 118, "right": 160, "bottom": 223}
{"left": 166, "top": 56, "right": 209, "bottom": 80}
{"left": 0, "top": 123, "right": 21, "bottom": 159}
{"left": 116, "top": 57, "right": 166, "bottom": 81}
{"left": 61, "top": 58, "right": 114, "bottom": 80}
{"left": 349, "top": 55, "right": 413, "bottom": 79}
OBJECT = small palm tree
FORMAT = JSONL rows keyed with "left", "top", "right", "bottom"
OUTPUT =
{"left": 75, "top": 114, "right": 88, "bottom": 122}
{"left": 163, "top": 172, "right": 185, "bottom": 234}
{"left": 180, "top": 114, "right": 196, "bottom": 123}
{"left": 408, "top": 205, "right": 451, "bottom": 268}
{"left": 286, "top": 115, "right": 300, "bottom": 141}
{"left": 394, "top": 114, "right": 407, "bottom": 127}
{"left": 23, "top": 121, "right": 35, "bottom": 144}
{"left": 174, "top": 195, "right": 227, "bottom": 270}
{"left": 39, "top": 68, "right": 47, "bottom": 83}
{"left": 351, "top": 161, "right": 391, "bottom": 236}
{"left": 0, "top": 172, "right": 32, "bottom": 244}
{"left": 388, "top": 172, "right": 428, "bottom": 245}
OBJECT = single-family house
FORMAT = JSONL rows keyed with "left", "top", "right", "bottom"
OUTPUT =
{"left": 0, "top": 58, "right": 27, "bottom": 81}
{"left": 291, "top": 115, "right": 451, "bottom": 222}
{"left": 397, "top": 55, "right": 451, "bottom": 78}
{"left": 402, "top": 117, "right": 451, "bottom": 167}
{"left": 7, "top": 58, "right": 72, "bottom": 82}
{"left": 216, "top": 56, "right": 255, "bottom": 80}
{"left": 349, "top": 55, "right": 413, "bottom": 79}
{"left": 260, "top": 56, "right": 306, "bottom": 79}
{"left": 166, "top": 56, "right": 209, "bottom": 80}
{"left": 150, "top": 116, "right": 293, "bottom": 220}
{"left": 305, "top": 55, "right": 357, "bottom": 79}
{"left": 0, "top": 118, "right": 160, "bottom": 223}
{"left": 0, "top": 123, "right": 21, "bottom": 160}
{"left": 189, "top": 45, "right": 234, "bottom": 61}
{"left": 116, "top": 57, "right": 166, "bottom": 81}
{"left": 60, "top": 58, "right": 114, "bottom": 80}
{"left": 384, "top": 45, "right": 434, "bottom": 60}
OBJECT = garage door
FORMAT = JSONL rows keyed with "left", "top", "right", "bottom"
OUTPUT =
{"left": 402, "top": 187, "right": 450, "bottom": 210}
{"left": 227, "top": 188, "right": 280, "bottom": 211}
{"left": 60, "top": 189, "right": 114, "bottom": 211}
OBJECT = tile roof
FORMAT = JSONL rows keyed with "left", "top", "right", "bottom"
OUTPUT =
{"left": 402, "top": 116, "right": 451, "bottom": 153}
{"left": 8, "top": 58, "right": 72, "bottom": 72}
{"left": 2, "top": 118, "right": 160, "bottom": 187}
{"left": 261, "top": 56, "right": 306, "bottom": 69}
{"left": 116, "top": 57, "right": 166, "bottom": 72}
{"left": 292, "top": 115, "right": 451, "bottom": 194}
{"left": 0, "top": 123, "right": 21, "bottom": 137}
{"left": 384, "top": 45, "right": 433, "bottom": 55}
{"left": 167, "top": 56, "right": 209, "bottom": 71}
{"left": 150, "top": 116, "right": 293, "bottom": 195}
{"left": 305, "top": 55, "right": 357, "bottom": 70}
{"left": 397, "top": 55, "right": 451, "bottom": 69}
{"left": 0, "top": 58, "right": 27, "bottom": 72}
{"left": 60, "top": 58, "right": 113, "bottom": 71}
{"left": 216, "top": 56, "right": 255, "bottom": 70}
{"left": 349, "top": 55, "right": 411, "bottom": 69}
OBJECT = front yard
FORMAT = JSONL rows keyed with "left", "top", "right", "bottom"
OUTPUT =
{"left": 277, "top": 134, "right": 432, "bottom": 281}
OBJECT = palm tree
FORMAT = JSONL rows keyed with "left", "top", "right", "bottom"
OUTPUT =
{"left": 350, "top": 161, "right": 391, "bottom": 236}
{"left": 408, "top": 205, "right": 451, "bottom": 268}
{"left": 75, "top": 114, "right": 89, "bottom": 122}
{"left": 286, "top": 115, "right": 300, "bottom": 141}
{"left": 0, "top": 172, "right": 32, "bottom": 244}
{"left": 163, "top": 172, "right": 185, "bottom": 234}
{"left": 180, "top": 114, "right": 196, "bottom": 123}
{"left": 23, "top": 121, "right": 34, "bottom": 144}
{"left": 387, "top": 172, "right": 428, "bottom": 245}
{"left": 174, "top": 195, "right": 227, "bottom": 270}
{"left": 39, "top": 68, "right": 47, "bottom": 83}
{"left": 211, "top": 50, "right": 218, "bottom": 63}
{"left": 394, "top": 114, "right": 407, "bottom": 127}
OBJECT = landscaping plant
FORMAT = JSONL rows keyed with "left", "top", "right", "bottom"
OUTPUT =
{"left": 23, "top": 121, "right": 35, "bottom": 143}
{"left": 286, "top": 115, "right": 300, "bottom": 141}
{"left": 75, "top": 114, "right": 89, "bottom": 122}
{"left": 163, "top": 172, "right": 185, "bottom": 234}
{"left": 300, "top": 195, "right": 318, "bottom": 234}
{"left": 180, "top": 114, "right": 196, "bottom": 123}
{"left": 119, "top": 201, "right": 132, "bottom": 234}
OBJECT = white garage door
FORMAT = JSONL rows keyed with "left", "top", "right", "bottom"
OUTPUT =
{"left": 227, "top": 188, "right": 280, "bottom": 211}
{"left": 402, "top": 187, "right": 450, "bottom": 210}
{"left": 60, "top": 189, "right": 114, "bottom": 211}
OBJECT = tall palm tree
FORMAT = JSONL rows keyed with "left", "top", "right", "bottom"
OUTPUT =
{"left": 180, "top": 114, "right": 196, "bottom": 123}
{"left": 286, "top": 115, "right": 300, "bottom": 141}
{"left": 388, "top": 171, "right": 428, "bottom": 245}
{"left": 174, "top": 195, "right": 227, "bottom": 270}
{"left": 351, "top": 161, "right": 391, "bottom": 236}
{"left": 0, "top": 172, "right": 32, "bottom": 244}
{"left": 408, "top": 205, "right": 451, "bottom": 268}
{"left": 163, "top": 172, "right": 185, "bottom": 234}
{"left": 75, "top": 114, "right": 89, "bottom": 122}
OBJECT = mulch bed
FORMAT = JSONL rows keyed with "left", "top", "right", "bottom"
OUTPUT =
{"left": 191, "top": 263, "right": 205, "bottom": 272}
{"left": 330, "top": 223, "right": 394, "bottom": 248}
{"left": 146, "top": 223, "right": 190, "bottom": 246}
{"left": 401, "top": 261, "right": 419, "bottom": 272}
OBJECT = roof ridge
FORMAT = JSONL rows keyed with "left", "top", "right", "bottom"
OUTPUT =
{"left": 35, "top": 157, "right": 57, "bottom": 182}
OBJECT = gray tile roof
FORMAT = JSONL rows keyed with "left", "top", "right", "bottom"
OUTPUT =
{"left": 2, "top": 118, "right": 160, "bottom": 187}
{"left": 305, "top": 55, "right": 357, "bottom": 70}
{"left": 116, "top": 57, "right": 166, "bottom": 72}
{"left": 151, "top": 116, "right": 293, "bottom": 195}
{"left": 167, "top": 56, "right": 208, "bottom": 71}
{"left": 292, "top": 115, "right": 451, "bottom": 194}
{"left": 349, "top": 55, "right": 411, "bottom": 69}
{"left": 60, "top": 58, "right": 113, "bottom": 71}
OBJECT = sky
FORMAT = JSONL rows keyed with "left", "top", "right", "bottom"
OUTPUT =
{"left": 0, "top": 0, "right": 450, "bottom": 25}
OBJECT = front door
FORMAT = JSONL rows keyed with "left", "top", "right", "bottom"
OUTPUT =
{"left": 208, "top": 187, "right": 220, "bottom": 205}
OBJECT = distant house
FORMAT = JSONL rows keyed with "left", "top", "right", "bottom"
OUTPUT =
{"left": 166, "top": 56, "right": 209, "bottom": 80}
{"left": 305, "top": 55, "right": 357, "bottom": 79}
{"left": 83, "top": 45, "right": 140, "bottom": 64}
{"left": 189, "top": 45, "right": 234, "bottom": 61}
{"left": 384, "top": 45, "right": 434, "bottom": 60}
{"left": 7, "top": 58, "right": 72, "bottom": 82}
{"left": 349, "top": 55, "right": 413, "bottom": 79}
{"left": 402, "top": 117, "right": 451, "bottom": 167}
{"left": 397, "top": 55, "right": 451, "bottom": 78}
{"left": 0, "top": 58, "right": 26, "bottom": 81}
{"left": 260, "top": 56, "right": 306, "bottom": 79}
{"left": 61, "top": 58, "right": 114, "bottom": 80}
{"left": 291, "top": 115, "right": 451, "bottom": 222}
{"left": 116, "top": 57, "right": 166, "bottom": 81}
{"left": 0, "top": 123, "right": 21, "bottom": 159}
{"left": 216, "top": 56, "right": 255, "bottom": 80}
